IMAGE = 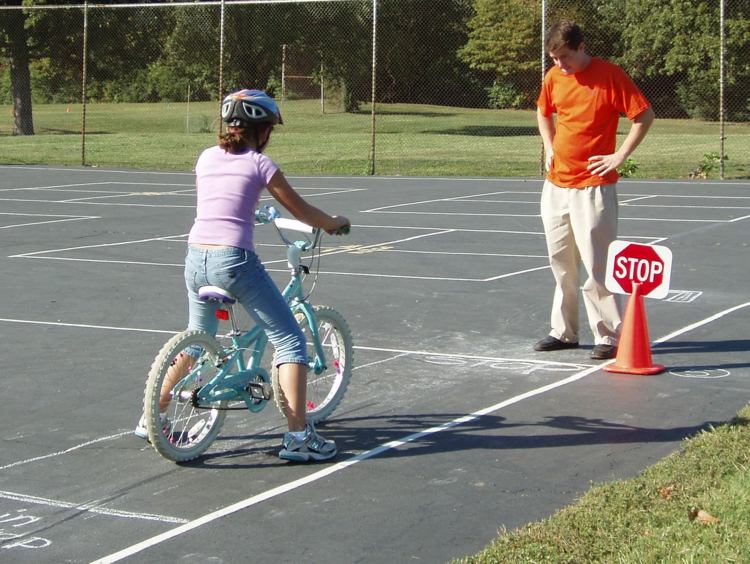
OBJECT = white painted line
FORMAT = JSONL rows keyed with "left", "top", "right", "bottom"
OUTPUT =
{"left": 365, "top": 210, "right": 727, "bottom": 222}
{"left": 89, "top": 299, "right": 750, "bottom": 563}
{"left": 653, "top": 300, "right": 750, "bottom": 344}
{"left": 0, "top": 182, "right": 106, "bottom": 191}
{"left": 482, "top": 265, "right": 551, "bottom": 281}
{"left": 12, "top": 256, "right": 185, "bottom": 267}
{"left": 354, "top": 345, "right": 588, "bottom": 369}
{"left": 0, "top": 197, "right": 194, "bottom": 209}
{"left": 0, "top": 217, "right": 96, "bottom": 229}
{"left": 90, "top": 363, "right": 605, "bottom": 564}
{"left": 0, "top": 318, "right": 177, "bottom": 335}
{"left": 0, "top": 211, "right": 96, "bottom": 218}
{"left": 363, "top": 191, "right": 515, "bottom": 213}
{"left": 8, "top": 234, "right": 187, "bottom": 258}
{"left": 0, "top": 430, "right": 136, "bottom": 471}
{"left": 0, "top": 491, "right": 187, "bottom": 524}
{"left": 620, "top": 195, "right": 659, "bottom": 203}
{"left": 352, "top": 224, "right": 544, "bottom": 234}
{"left": 354, "top": 352, "right": 411, "bottom": 369}
{"left": 624, "top": 204, "right": 750, "bottom": 210}
{"left": 0, "top": 212, "right": 99, "bottom": 230}
{"left": 61, "top": 193, "right": 174, "bottom": 203}
{"left": 380, "top": 249, "right": 548, "bottom": 259}
{"left": 3, "top": 166, "right": 749, "bottom": 186}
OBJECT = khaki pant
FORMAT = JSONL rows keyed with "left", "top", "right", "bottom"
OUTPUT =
{"left": 540, "top": 180, "right": 622, "bottom": 346}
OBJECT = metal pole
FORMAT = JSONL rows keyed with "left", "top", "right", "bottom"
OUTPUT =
{"left": 81, "top": 1, "right": 88, "bottom": 166}
{"left": 218, "top": 0, "right": 226, "bottom": 135}
{"left": 719, "top": 0, "right": 726, "bottom": 180}
{"left": 539, "top": 0, "right": 547, "bottom": 176}
{"left": 320, "top": 62, "right": 324, "bottom": 115}
{"left": 281, "top": 44, "right": 286, "bottom": 105}
{"left": 186, "top": 84, "right": 191, "bottom": 134}
{"left": 368, "top": 0, "right": 378, "bottom": 176}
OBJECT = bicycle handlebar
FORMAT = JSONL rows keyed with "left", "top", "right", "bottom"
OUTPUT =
{"left": 273, "top": 217, "right": 315, "bottom": 234}
{"left": 255, "top": 205, "right": 349, "bottom": 236}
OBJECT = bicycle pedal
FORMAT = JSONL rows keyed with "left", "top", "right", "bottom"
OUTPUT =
{"left": 245, "top": 382, "right": 272, "bottom": 401}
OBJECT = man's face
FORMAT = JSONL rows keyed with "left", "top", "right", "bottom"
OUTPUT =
{"left": 549, "top": 44, "right": 588, "bottom": 75}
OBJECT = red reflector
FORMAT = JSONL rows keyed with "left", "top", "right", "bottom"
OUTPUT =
{"left": 216, "top": 309, "right": 229, "bottom": 321}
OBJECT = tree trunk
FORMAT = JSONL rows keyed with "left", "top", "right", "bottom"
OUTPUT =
{"left": 6, "top": 10, "right": 34, "bottom": 136}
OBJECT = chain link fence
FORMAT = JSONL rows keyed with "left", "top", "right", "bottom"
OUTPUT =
{"left": 1, "top": 0, "right": 747, "bottom": 179}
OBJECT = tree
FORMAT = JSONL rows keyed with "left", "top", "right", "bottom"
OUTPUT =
{"left": 0, "top": 1, "right": 34, "bottom": 134}
{"left": 459, "top": 0, "right": 627, "bottom": 109}
{"left": 459, "top": 0, "right": 541, "bottom": 107}
{"left": 618, "top": 0, "right": 750, "bottom": 120}
{"left": 376, "top": 0, "right": 482, "bottom": 107}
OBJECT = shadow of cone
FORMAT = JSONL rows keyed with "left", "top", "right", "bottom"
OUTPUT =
{"left": 604, "top": 282, "right": 665, "bottom": 375}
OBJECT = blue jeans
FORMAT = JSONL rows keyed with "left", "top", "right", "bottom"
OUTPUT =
{"left": 184, "top": 245, "right": 307, "bottom": 366}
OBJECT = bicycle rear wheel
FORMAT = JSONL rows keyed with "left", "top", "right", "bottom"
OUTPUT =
{"left": 144, "top": 330, "right": 227, "bottom": 462}
{"left": 272, "top": 306, "right": 354, "bottom": 424}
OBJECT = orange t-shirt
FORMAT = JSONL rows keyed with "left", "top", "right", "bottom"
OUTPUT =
{"left": 537, "top": 57, "right": 651, "bottom": 188}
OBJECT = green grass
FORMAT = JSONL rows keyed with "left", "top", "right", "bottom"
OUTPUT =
{"left": 0, "top": 99, "right": 748, "bottom": 178}
{"left": 456, "top": 405, "right": 750, "bottom": 563}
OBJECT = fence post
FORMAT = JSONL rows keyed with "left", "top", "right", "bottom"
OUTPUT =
{"left": 281, "top": 43, "right": 286, "bottom": 105}
{"left": 81, "top": 1, "right": 88, "bottom": 166}
{"left": 539, "top": 0, "right": 547, "bottom": 176}
{"left": 368, "top": 0, "right": 378, "bottom": 176}
{"left": 218, "top": 0, "right": 226, "bottom": 135}
{"left": 320, "top": 62, "right": 324, "bottom": 115}
{"left": 719, "top": 0, "right": 726, "bottom": 180}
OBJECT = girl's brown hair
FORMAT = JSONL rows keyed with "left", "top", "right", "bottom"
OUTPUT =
{"left": 218, "top": 124, "right": 272, "bottom": 153}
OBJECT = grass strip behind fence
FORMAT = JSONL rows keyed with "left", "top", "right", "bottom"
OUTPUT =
{"left": 457, "top": 404, "right": 750, "bottom": 563}
{"left": 1, "top": 100, "right": 747, "bottom": 179}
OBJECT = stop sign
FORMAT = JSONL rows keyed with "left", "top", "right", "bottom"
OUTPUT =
{"left": 605, "top": 241, "right": 672, "bottom": 299}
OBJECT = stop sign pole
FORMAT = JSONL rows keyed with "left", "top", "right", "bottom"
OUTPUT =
{"left": 604, "top": 241, "right": 673, "bottom": 375}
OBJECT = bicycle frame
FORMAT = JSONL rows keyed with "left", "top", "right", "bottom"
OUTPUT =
{"left": 173, "top": 227, "right": 329, "bottom": 413}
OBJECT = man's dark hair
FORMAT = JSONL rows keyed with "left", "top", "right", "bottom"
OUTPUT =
{"left": 545, "top": 20, "right": 584, "bottom": 52}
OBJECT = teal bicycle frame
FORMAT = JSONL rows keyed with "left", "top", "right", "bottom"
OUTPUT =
{"left": 173, "top": 226, "right": 328, "bottom": 413}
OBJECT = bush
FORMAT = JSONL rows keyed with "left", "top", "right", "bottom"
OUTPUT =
{"left": 676, "top": 70, "right": 720, "bottom": 121}
{"left": 487, "top": 80, "right": 524, "bottom": 110}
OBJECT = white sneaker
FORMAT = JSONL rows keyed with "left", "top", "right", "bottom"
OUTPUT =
{"left": 134, "top": 412, "right": 170, "bottom": 441}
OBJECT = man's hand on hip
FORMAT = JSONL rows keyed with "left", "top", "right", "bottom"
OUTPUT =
{"left": 587, "top": 153, "right": 624, "bottom": 177}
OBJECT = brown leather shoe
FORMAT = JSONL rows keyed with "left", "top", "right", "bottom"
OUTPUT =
{"left": 534, "top": 336, "right": 579, "bottom": 352}
{"left": 590, "top": 344, "right": 617, "bottom": 360}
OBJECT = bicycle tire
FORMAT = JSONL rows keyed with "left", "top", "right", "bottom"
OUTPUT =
{"left": 272, "top": 306, "right": 354, "bottom": 424}
{"left": 144, "top": 330, "right": 227, "bottom": 462}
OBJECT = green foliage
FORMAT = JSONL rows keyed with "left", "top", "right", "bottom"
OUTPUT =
{"left": 459, "top": 0, "right": 541, "bottom": 106}
{"left": 619, "top": 0, "right": 750, "bottom": 120}
{"left": 459, "top": 0, "right": 540, "bottom": 77}
{"left": 486, "top": 80, "right": 524, "bottom": 110}
{"left": 617, "top": 157, "right": 639, "bottom": 177}
{"left": 1, "top": 1, "right": 748, "bottom": 129}
{"left": 690, "top": 151, "right": 727, "bottom": 179}
{"left": 0, "top": 65, "right": 10, "bottom": 105}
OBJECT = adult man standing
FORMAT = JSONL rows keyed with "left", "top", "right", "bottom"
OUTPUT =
{"left": 534, "top": 21, "right": 655, "bottom": 360}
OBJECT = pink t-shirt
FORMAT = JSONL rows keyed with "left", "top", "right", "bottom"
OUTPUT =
{"left": 188, "top": 146, "right": 279, "bottom": 251}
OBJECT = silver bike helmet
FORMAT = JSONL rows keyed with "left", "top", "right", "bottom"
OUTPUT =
{"left": 221, "top": 89, "right": 283, "bottom": 127}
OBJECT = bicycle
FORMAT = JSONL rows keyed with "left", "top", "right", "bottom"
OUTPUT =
{"left": 141, "top": 207, "right": 354, "bottom": 462}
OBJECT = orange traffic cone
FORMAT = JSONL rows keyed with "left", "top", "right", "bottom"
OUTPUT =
{"left": 604, "top": 282, "right": 665, "bottom": 375}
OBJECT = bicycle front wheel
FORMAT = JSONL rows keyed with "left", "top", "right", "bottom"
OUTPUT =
{"left": 272, "top": 306, "right": 354, "bottom": 424}
{"left": 144, "top": 330, "right": 227, "bottom": 462}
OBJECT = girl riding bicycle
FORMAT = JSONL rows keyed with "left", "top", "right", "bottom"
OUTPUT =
{"left": 135, "top": 89, "right": 350, "bottom": 462}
